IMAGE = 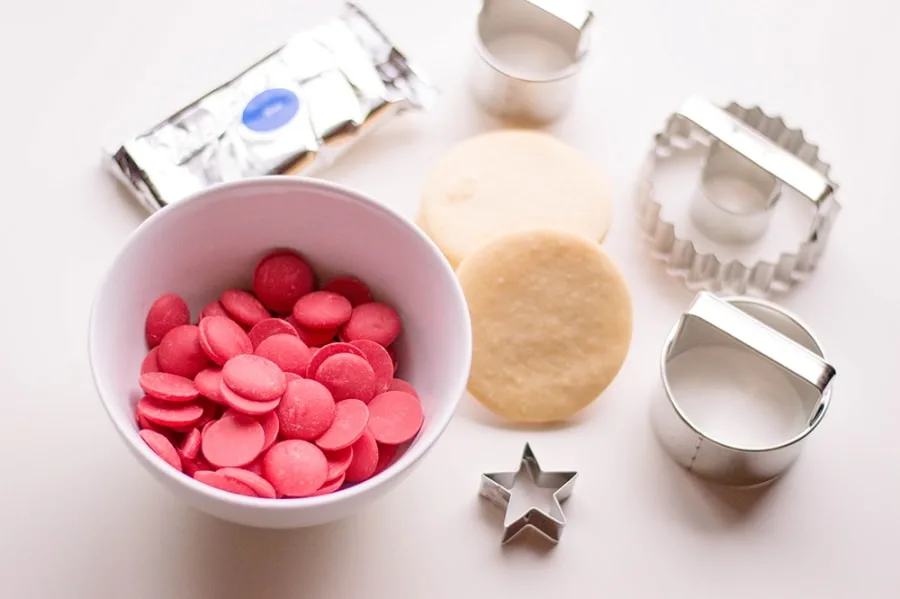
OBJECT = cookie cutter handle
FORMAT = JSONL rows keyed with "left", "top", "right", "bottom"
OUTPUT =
{"left": 674, "top": 292, "right": 835, "bottom": 393}
{"left": 678, "top": 97, "right": 838, "bottom": 244}
{"left": 690, "top": 140, "right": 782, "bottom": 243}
{"left": 469, "top": 0, "right": 594, "bottom": 124}
{"left": 652, "top": 292, "right": 836, "bottom": 486}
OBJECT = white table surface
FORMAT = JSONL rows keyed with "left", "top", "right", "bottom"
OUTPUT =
{"left": 2, "top": 0, "right": 898, "bottom": 596}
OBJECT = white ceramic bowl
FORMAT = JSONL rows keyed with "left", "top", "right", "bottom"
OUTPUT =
{"left": 89, "top": 177, "right": 472, "bottom": 529}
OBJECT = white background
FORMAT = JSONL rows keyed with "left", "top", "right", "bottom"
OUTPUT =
{"left": 1, "top": 0, "right": 898, "bottom": 597}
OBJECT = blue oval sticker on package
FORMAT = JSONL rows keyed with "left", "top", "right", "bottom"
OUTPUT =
{"left": 241, "top": 88, "right": 300, "bottom": 133}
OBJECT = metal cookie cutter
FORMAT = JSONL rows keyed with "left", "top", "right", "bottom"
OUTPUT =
{"left": 651, "top": 292, "right": 836, "bottom": 486}
{"left": 479, "top": 443, "right": 577, "bottom": 544}
{"left": 636, "top": 96, "right": 841, "bottom": 297}
{"left": 469, "top": 0, "right": 593, "bottom": 124}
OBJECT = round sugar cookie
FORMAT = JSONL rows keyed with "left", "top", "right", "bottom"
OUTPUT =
{"left": 457, "top": 227, "right": 632, "bottom": 423}
{"left": 418, "top": 130, "right": 612, "bottom": 268}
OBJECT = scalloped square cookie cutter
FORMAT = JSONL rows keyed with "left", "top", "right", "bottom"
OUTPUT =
{"left": 636, "top": 96, "right": 841, "bottom": 297}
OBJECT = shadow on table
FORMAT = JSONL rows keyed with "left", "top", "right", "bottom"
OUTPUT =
{"left": 180, "top": 514, "right": 359, "bottom": 599}
{"left": 456, "top": 392, "right": 595, "bottom": 432}
{"left": 651, "top": 451, "right": 784, "bottom": 530}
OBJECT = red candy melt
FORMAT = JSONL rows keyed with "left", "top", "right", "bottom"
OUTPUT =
{"left": 199, "top": 316, "right": 253, "bottom": 365}
{"left": 194, "top": 368, "right": 225, "bottom": 404}
{"left": 157, "top": 325, "right": 210, "bottom": 379}
{"left": 194, "top": 470, "right": 257, "bottom": 496}
{"left": 199, "top": 300, "right": 230, "bottom": 320}
{"left": 374, "top": 443, "right": 399, "bottom": 476}
{"left": 292, "top": 321, "right": 339, "bottom": 347}
{"left": 248, "top": 318, "right": 299, "bottom": 348}
{"left": 314, "top": 399, "right": 369, "bottom": 451}
{"left": 255, "top": 334, "right": 311, "bottom": 376}
{"left": 367, "top": 391, "right": 424, "bottom": 445}
{"left": 201, "top": 410, "right": 265, "bottom": 468}
{"left": 257, "top": 410, "right": 280, "bottom": 451}
{"left": 138, "top": 396, "right": 204, "bottom": 429}
{"left": 145, "top": 293, "right": 190, "bottom": 348}
{"left": 182, "top": 454, "right": 213, "bottom": 477}
{"left": 139, "top": 372, "right": 199, "bottom": 403}
{"left": 179, "top": 428, "right": 202, "bottom": 460}
{"left": 340, "top": 302, "right": 401, "bottom": 347}
{"left": 389, "top": 378, "right": 418, "bottom": 398}
{"left": 292, "top": 291, "right": 353, "bottom": 329}
{"left": 314, "top": 474, "right": 346, "bottom": 495}
{"left": 135, "top": 247, "right": 420, "bottom": 498}
{"left": 277, "top": 379, "right": 335, "bottom": 441}
{"left": 322, "top": 276, "right": 372, "bottom": 307}
{"left": 192, "top": 401, "right": 221, "bottom": 431}
{"left": 137, "top": 412, "right": 168, "bottom": 436}
{"left": 244, "top": 458, "right": 264, "bottom": 476}
{"left": 141, "top": 347, "right": 160, "bottom": 374}
{"left": 220, "top": 289, "right": 271, "bottom": 328}
{"left": 324, "top": 445, "right": 354, "bottom": 480}
{"left": 222, "top": 354, "right": 286, "bottom": 402}
{"left": 314, "top": 353, "right": 377, "bottom": 402}
{"left": 305, "top": 342, "right": 366, "bottom": 379}
{"left": 350, "top": 339, "right": 393, "bottom": 394}
{"left": 219, "top": 381, "right": 281, "bottom": 416}
{"left": 344, "top": 429, "right": 379, "bottom": 483}
{"left": 263, "top": 440, "right": 328, "bottom": 497}
{"left": 140, "top": 429, "right": 183, "bottom": 471}
{"left": 217, "top": 467, "right": 277, "bottom": 499}
{"left": 252, "top": 250, "right": 316, "bottom": 314}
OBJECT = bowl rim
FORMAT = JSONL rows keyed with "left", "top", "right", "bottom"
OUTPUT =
{"left": 88, "top": 175, "right": 472, "bottom": 510}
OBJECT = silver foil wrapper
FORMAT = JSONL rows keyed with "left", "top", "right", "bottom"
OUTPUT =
{"left": 107, "top": 2, "right": 437, "bottom": 212}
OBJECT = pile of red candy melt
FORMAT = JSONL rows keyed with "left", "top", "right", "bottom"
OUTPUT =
{"left": 135, "top": 248, "right": 424, "bottom": 499}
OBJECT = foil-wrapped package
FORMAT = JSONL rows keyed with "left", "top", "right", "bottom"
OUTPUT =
{"left": 107, "top": 2, "right": 437, "bottom": 212}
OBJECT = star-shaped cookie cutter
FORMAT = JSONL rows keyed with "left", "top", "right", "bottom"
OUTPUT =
{"left": 479, "top": 443, "right": 577, "bottom": 544}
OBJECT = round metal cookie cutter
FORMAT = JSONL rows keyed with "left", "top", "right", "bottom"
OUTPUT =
{"left": 651, "top": 291, "right": 836, "bottom": 487}
{"left": 469, "top": 0, "right": 594, "bottom": 124}
{"left": 636, "top": 96, "right": 842, "bottom": 297}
